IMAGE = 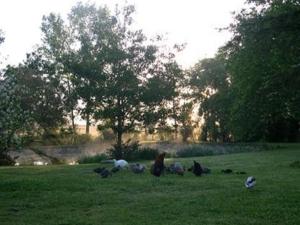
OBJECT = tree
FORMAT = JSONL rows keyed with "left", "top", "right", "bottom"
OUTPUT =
{"left": 222, "top": 0, "right": 300, "bottom": 141}
{"left": 190, "top": 57, "right": 232, "bottom": 142}
{"left": 41, "top": 2, "right": 182, "bottom": 151}
{"left": 3, "top": 51, "right": 67, "bottom": 135}
{"left": 94, "top": 5, "right": 164, "bottom": 150}
{"left": 41, "top": 13, "right": 79, "bottom": 133}
{"left": 178, "top": 102, "right": 195, "bottom": 142}
{"left": 0, "top": 32, "right": 33, "bottom": 160}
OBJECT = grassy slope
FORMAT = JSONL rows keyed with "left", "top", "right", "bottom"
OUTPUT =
{"left": 0, "top": 145, "right": 299, "bottom": 225}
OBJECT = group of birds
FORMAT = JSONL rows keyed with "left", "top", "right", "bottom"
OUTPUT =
{"left": 93, "top": 159, "right": 146, "bottom": 178}
{"left": 93, "top": 152, "right": 256, "bottom": 189}
{"left": 94, "top": 153, "right": 209, "bottom": 178}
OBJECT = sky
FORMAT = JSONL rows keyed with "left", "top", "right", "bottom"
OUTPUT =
{"left": 0, "top": 0, "right": 245, "bottom": 69}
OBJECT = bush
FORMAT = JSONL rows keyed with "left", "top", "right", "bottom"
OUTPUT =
{"left": 108, "top": 140, "right": 140, "bottom": 160}
{"left": 176, "top": 143, "right": 273, "bottom": 158}
{"left": 107, "top": 140, "right": 160, "bottom": 161}
{"left": 0, "top": 151, "right": 15, "bottom": 166}
{"left": 78, "top": 153, "right": 108, "bottom": 164}
{"left": 135, "top": 147, "right": 160, "bottom": 160}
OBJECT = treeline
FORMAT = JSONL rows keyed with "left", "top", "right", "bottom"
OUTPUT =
{"left": 0, "top": 0, "right": 299, "bottom": 155}
{"left": 190, "top": 0, "right": 300, "bottom": 142}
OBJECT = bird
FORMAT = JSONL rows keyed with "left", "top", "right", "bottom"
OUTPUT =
{"left": 221, "top": 169, "right": 233, "bottom": 174}
{"left": 130, "top": 163, "right": 146, "bottom": 174}
{"left": 93, "top": 167, "right": 112, "bottom": 178}
{"left": 202, "top": 167, "right": 211, "bottom": 174}
{"left": 166, "top": 162, "right": 185, "bottom": 176}
{"left": 100, "top": 169, "right": 112, "bottom": 178}
{"left": 192, "top": 160, "right": 203, "bottom": 176}
{"left": 236, "top": 171, "right": 247, "bottom": 175}
{"left": 188, "top": 163, "right": 210, "bottom": 174}
{"left": 113, "top": 159, "right": 129, "bottom": 169}
{"left": 150, "top": 152, "right": 166, "bottom": 177}
{"left": 94, "top": 167, "right": 106, "bottom": 174}
{"left": 111, "top": 166, "right": 121, "bottom": 173}
{"left": 245, "top": 176, "right": 256, "bottom": 189}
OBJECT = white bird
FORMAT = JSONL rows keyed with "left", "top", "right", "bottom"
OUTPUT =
{"left": 245, "top": 176, "right": 256, "bottom": 189}
{"left": 113, "top": 159, "right": 129, "bottom": 169}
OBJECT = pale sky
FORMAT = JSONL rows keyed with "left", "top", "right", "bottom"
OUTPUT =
{"left": 0, "top": 0, "right": 245, "bottom": 69}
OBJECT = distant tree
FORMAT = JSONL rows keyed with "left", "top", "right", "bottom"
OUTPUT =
{"left": 190, "top": 57, "right": 232, "bottom": 142}
{"left": 178, "top": 102, "right": 195, "bottom": 142}
{"left": 141, "top": 51, "right": 186, "bottom": 140}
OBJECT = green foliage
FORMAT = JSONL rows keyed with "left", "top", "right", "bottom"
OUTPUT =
{"left": 190, "top": 1, "right": 300, "bottom": 143}
{"left": 190, "top": 57, "right": 232, "bottom": 142}
{"left": 107, "top": 140, "right": 160, "bottom": 160}
{"left": 178, "top": 102, "right": 195, "bottom": 142}
{"left": 134, "top": 147, "right": 160, "bottom": 160}
{"left": 0, "top": 73, "right": 32, "bottom": 152}
{"left": 78, "top": 153, "right": 108, "bottom": 164}
{"left": 0, "top": 151, "right": 15, "bottom": 166}
{"left": 108, "top": 140, "right": 140, "bottom": 160}
{"left": 222, "top": 0, "right": 300, "bottom": 141}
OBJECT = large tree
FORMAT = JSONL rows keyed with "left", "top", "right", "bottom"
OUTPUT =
{"left": 41, "top": 3, "right": 183, "bottom": 151}
{"left": 222, "top": 0, "right": 300, "bottom": 141}
{"left": 94, "top": 5, "right": 172, "bottom": 149}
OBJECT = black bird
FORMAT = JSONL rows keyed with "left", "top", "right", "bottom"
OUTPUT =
{"left": 93, "top": 167, "right": 112, "bottom": 178}
{"left": 100, "top": 169, "right": 112, "bottom": 178}
{"left": 188, "top": 165, "right": 210, "bottom": 174}
{"left": 193, "top": 160, "right": 203, "bottom": 176}
{"left": 221, "top": 169, "right": 233, "bottom": 174}
{"left": 111, "top": 166, "right": 121, "bottom": 173}
{"left": 94, "top": 167, "right": 106, "bottom": 174}
{"left": 236, "top": 171, "right": 247, "bottom": 175}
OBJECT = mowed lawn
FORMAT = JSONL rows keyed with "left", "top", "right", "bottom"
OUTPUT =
{"left": 0, "top": 146, "right": 299, "bottom": 225}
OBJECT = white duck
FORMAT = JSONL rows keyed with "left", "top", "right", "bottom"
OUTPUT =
{"left": 113, "top": 159, "right": 129, "bottom": 169}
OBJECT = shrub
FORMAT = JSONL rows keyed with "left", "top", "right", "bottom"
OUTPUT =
{"left": 135, "top": 147, "right": 160, "bottom": 160}
{"left": 176, "top": 143, "right": 273, "bottom": 158}
{"left": 107, "top": 140, "right": 160, "bottom": 161}
{"left": 108, "top": 140, "right": 140, "bottom": 160}
{"left": 78, "top": 153, "right": 108, "bottom": 164}
{"left": 0, "top": 151, "right": 15, "bottom": 166}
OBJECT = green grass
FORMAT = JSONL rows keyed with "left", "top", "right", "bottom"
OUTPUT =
{"left": 0, "top": 145, "right": 299, "bottom": 225}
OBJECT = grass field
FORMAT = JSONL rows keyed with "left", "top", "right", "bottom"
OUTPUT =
{"left": 0, "top": 145, "right": 299, "bottom": 225}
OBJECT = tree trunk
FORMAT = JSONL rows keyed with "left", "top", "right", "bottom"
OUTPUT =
{"left": 86, "top": 112, "right": 90, "bottom": 135}
{"left": 116, "top": 98, "right": 123, "bottom": 148}
{"left": 117, "top": 129, "right": 122, "bottom": 149}
{"left": 71, "top": 110, "right": 76, "bottom": 133}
